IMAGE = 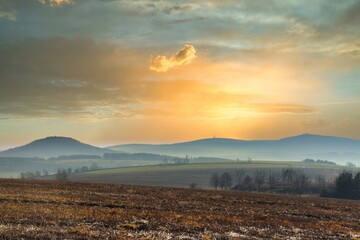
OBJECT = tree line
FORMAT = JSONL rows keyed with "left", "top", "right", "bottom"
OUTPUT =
{"left": 209, "top": 168, "right": 360, "bottom": 200}
{"left": 322, "top": 171, "right": 360, "bottom": 200}
{"left": 20, "top": 169, "right": 49, "bottom": 179}
{"left": 302, "top": 158, "right": 336, "bottom": 165}
{"left": 209, "top": 168, "right": 312, "bottom": 194}
{"left": 160, "top": 155, "right": 191, "bottom": 165}
{"left": 55, "top": 162, "right": 101, "bottom": 180}
{"left": 19, "top": 162, "right": 101, "bottom": 180}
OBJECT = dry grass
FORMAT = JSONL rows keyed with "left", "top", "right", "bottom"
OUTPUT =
{"left": 0, "top": 179, "right": 359, "bottom": 239}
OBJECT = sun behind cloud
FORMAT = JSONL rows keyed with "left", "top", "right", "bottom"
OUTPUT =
{"left": 149, "top": 45, "right": 197, "bottom": 72}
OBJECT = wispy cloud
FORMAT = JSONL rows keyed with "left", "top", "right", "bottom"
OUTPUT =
{"left": 119, "top": 0, "right": 197, "bottom": 15}
{"left": 0, "top": 1, "right": 17, "bottom": 21}
{"left": 0, "top": 38, "right": 140, "bottom": 118}
{"left": 38, "top": 0, "right": 74, "bottom": 7}
{"left": 149, "top": 45, "right": 197, "bottom": 72}
{"left": 249, "top": 103, "right": 315, "bottom": 114}
{"left": 0, "top": 38, "right": 319, "bottom": 120}
{"left": 0, "top": 10, "right": 16, "bottom": 21}
{"left": 302, "top": 118, "right": 330, "bottom": 128}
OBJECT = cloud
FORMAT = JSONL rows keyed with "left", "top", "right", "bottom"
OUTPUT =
{"left": 120, "top": 1, "right": 196, "bottom": 15}
{"left": 249, "top": 103, "right": 315, "bottom": 114}
{"left": 302, "top": 118, "right": 330, "bottom": 128}
{"left": 149, "top": 45, "right": 197, "bottom": 72}
{"left": 0, "top": 1, "right": 17, "bottom": 21}
{"left": 0, "top": 38, "right": 203, "bottom": 119}
{"left": 0, "top": 37, "right": 321, "bottom": 120}
{"left": 0, "top": 10, "right": 16, "bottom": 21}
{"left": 38, "top": 0, "right": 74, "bottom": 7}
{"left": 0, "top": 37, "right": 143, "bottom": 118}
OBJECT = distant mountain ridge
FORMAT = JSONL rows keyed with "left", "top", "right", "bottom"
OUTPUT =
{"left": 0, "top": 136, "right": 113, "bottom": 158}
{"left": 108, "top": 134, "right": 360, "bottom": 163}
{"left": 1, "top": 134, "right": 359, "bottom": 163}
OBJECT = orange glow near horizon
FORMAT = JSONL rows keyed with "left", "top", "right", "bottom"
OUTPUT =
{"left": 0, "top": 0, "right": 359, "bottom": 148}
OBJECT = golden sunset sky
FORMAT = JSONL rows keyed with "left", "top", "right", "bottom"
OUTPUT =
{"left": 0, "top": 0, "right": 359, "bottom": 148}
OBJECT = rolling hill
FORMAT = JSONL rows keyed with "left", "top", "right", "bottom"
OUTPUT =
{"left": 1, "top": 133, "right": 359, "bottom": 167}
{"left": 66, "top": 161, "right": 345, "bottom": 189}
{"left": 108, "top": 133, "right": 360, "bottom": 163}
{"left": 0, "top": 136, "right": 113, "bottom": 158}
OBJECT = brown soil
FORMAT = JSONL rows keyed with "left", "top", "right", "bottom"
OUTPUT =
{"left": 0, "top": 179, "right": 359, "bottom": 239}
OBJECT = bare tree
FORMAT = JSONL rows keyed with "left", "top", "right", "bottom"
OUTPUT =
{"left": 20, "top": 172, "right": 26, "bottom": 179}
{"left": 281, "top": 167, "right": 296, "bottom": 186}
{"left": 210, "top": 172, "right": 220, "bottom": 190}
{"left": 90, "top": 163, "right": 99, "bottom": 170}
{"left": 34, "top": 170, "right": 41, "bottom": 178}
{"left": 316, "top": 174, "right": 326, "bottom": 189}
{"left": 254, "top": 170, "right": 267, "bottom": 191}
{"left": 56, "top": 168, "right": 68, "bottom": 181}
{"left": 42, "top": 169, "right": 49, "bottom": 176}
{"left": 161, "top": 158, "right": 168, "bottom": 165}
{"left": 81, "top": 166, "right": 89, "bottom": 172}
{"left": 234, "top": 169, "right": 246, "bottom": 186}
{"left": 189, "top": 183, "right": 197, "bottom": 189}
{"left": 268, "top": 171, "right": 279, "bottom": 191}
{"left": 220, "top": 172, "right": 233, "bottom": 190}
{"left": 185, "top": 155, "right": 190, "bottom": 164}
{"left": 325, "top": 172, "right": 337, "bottom": 187}
{"left": 243, "top": 174, "right": 254, "bottom": 191}
{"left": 25, "top": 172, "right": 35, "bottom": 179}
{"left": 293, "top": 172, "right": 309, "bottom": 194}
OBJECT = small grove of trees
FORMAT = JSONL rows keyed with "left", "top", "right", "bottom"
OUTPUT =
{"left": 73, "top": 163, "right": 101, "bottom": 173}
{"left": 281, "top": 167, "right": 297, "bottom": 186}
{"left": 56, "top": 168, "right": 68, "bottom": 181}
{"left": 234, "top": 170, "right": 245, "bottom": 186}
{"left": 189, "top": 183, "right": 197, "bottom": 189}
{"left": 160, "top": 155, "right": 191, "bottom": 165}
{"left": 104, "top": 152, "right": 171, "bottom": 161}
{"left": 208, "top": 168, "right": 360, "bottom": 200}
{"left": 280, "top": 167, "right": 310, "bottom": 194}
{"left": 20, "top": 169, "right": 49, "bottom": 179}
{"left": 48, "top": 155, "right": 101, "bottom": 160}
{"left": 56, "top": 166, "right": 102, "bottom": 181}
{"left": 210, "top": 173, "right": 220, "bottom": 190}
{"left": 210, "top": 172, "right": 233, "bottom": 190}
{"left": 254, "top": 170, "right": 266, "bottom": 191}
{"left": 74, "top": 166, "right": 89, "bottom": 173}
{"left": 220, "top": 172, "right": 232, "bottom": 190}
{"left": 302, "top": 158, "right": 336, "bottom": 165}
{"left": 293, "top": 172, "right": 310, "bottom": 194}
{"left": 19, "top": 163, "right": 101, "bottom": 180}
{"left": 268, "top": 171, "right": 279, "bottom": 191}
{"left": 332, "top": 171, "right": 360, "bottom": 200}
{"left": 242, "top": 174, "right": 254, "bottom": 191}
{"left": 56, "top": 166, "right": 96, "bottom": 180}
{"left": 209, "top": 168, "right": 311, "bottom": 194}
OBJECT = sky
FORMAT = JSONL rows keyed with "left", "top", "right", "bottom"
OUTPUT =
{"left": 0, "top": 0, "right": 359, "bottom": 149}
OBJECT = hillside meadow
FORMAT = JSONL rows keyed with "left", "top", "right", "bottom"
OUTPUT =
{"left": 66, "top": 161, "right": 347, "bottom": 189}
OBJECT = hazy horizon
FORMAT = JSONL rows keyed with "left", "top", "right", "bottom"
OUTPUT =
{"left": 1, "top": 0, "right": 359, "bottom": 149}
{"left": 1, "top": 132, "right": 360, "bottom": 152}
